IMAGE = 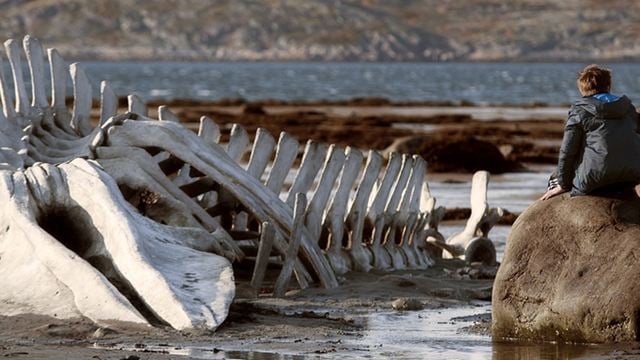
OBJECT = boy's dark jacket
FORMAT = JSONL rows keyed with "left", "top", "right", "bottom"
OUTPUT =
{"left": 557, "top": 95, "right": 640, "bottom": 195}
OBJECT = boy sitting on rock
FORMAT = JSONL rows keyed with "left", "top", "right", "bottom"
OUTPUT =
{"left": 541, "top": 64, "right": 640, "bottom": 200}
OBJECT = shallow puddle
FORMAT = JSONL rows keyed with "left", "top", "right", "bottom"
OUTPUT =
{"left": 342, "top": 303, "right": 493, "bottom": 359}
{"left": 99, "top": 302, "right": 623, "bottom": 359}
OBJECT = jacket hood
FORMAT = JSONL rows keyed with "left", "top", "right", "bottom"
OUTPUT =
{"left": 574, "top": 95, "right": 631, "bottom": 118}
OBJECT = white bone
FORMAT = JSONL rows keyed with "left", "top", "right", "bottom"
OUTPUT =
{"left": 386, "top": 154, "right": 414, "bottom": 213}
{"left": 286, "top": 140, "right": 327, "bottom": 207}
{"left": 226, "top": 123, "right": 250, "bottom": 162}
{"left": 408, "top": 156, "right": 427, "bottom": 212}
{"left": 1, "top": 160, "right": 235, "bottom": 330}
{"left": 346, "top": 150, "right": 383, "bottom": 271}
{"left": 47, "top": 48, "right": 67, "bottom": 109}
{"left": 443, "top": 171, "right": 499, "bottom": 264}
{"left": 447, "top": 171, "right": 489, "bottom": 251}
{"left": 250, "top": 221, "right": 276, "bottom": 291}
{"left": 100, "top": 81, "right": 118, "bottom": 125}
{"left": 70, "top": 63, "right": 93, "bottom": 136}
{"left": 265, "top": 132, "right": 299, "bottom": 194}
{"left": 399, "top": 212, "right": 420, "bottom": 268}
{"left": 127, "top": 94, "right": 148, "bottom": 117}
{"left": 158, "top": 105, "right": 179, "bottom": 122}
{"left": 383, "top": 213, "right": 407, "bottom": 270}
{"left": 247, "top": 128, "right": 276, "bottom": 178}
{"left": 369, "top": 215, "right": 392, "bottom": 270}
{"left": 233, "top": 128, "right": 277, "bottom": 230}
{"left": 4, "top": 39, "right": 29, "bottom": 114}
{"left": 0, "top": 55, "right": 15, "bottom": 120}
{"left": 198, "top": 116, "right": 221, "bottom": 145}
{"left": 105, "top": 120, "right": 334, "bottom": 287}
{"left": 367, "top": 152, "right": 402, "bottom": 222}
{"left": 23, "top": 36, "right": 48, "bottom": 108}
{"left": 305, "top": 145, "right": 345, "bottom": 241}
{"left": 274, "top": 193, "right": 307, "bottom": 297}
{"left": 325, "top": 147, "right": 362, "bottom": 274}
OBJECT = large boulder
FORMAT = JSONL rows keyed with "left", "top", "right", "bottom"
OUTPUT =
{"left": 386, "top": 134, "right": 522, "bottom": 173}
{"left": 492, "top": 191, "right": 640, "bottom": 342}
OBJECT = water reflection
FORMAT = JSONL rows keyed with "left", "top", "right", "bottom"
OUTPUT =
{"left": 94, "top": 344, "right": 308, "bottom": 360}
{"left": 492, "top": 340, "right": 603, "bottom": 360}
{"left": 101, "top": 304, "right": 627, "bottom": 360}
{"left": 345, "top": 304, "right": 494, "bottom": 359}
{"left": 195, "top": 349, "right": 306, "bottom": 360}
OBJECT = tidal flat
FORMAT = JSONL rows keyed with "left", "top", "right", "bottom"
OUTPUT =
{"left": 2, "top": 102, "right": 638, "bottom": 359}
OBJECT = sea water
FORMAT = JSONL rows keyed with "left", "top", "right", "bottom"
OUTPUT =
{"left": 15, "top": 61, "right": 640, "bottom": 106}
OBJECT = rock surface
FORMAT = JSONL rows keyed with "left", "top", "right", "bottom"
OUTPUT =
{"left": 386, "top": 135, "right": 522, "bottom": 174}
{"left": 492, "top": 191, "right": 640, "bottom": 343}
{"left": 391, "top": 298, "right": 424, "bottom": 311}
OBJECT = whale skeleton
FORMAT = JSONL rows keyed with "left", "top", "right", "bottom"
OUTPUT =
{"left": 0, "top": 36, "right": 501, "bottom": 330}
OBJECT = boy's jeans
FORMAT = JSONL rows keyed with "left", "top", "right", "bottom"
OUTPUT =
{"left": 547, "top": 171, "right": 636, "bottom": 197}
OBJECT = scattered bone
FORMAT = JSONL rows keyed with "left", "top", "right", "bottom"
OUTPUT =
{"left": 438, "top": 171, "right": 502, "bottom": 265}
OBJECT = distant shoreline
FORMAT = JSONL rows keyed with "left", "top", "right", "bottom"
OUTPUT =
{"left": 112, "top": 96, "right": 572, "bottom": 109}
{"left": 64, "top": 57, "right": 640, "bottom": 64}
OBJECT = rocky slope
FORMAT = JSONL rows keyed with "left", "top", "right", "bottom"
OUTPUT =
{"left": 1, "top": 0, "right": 639, "bottom": 61}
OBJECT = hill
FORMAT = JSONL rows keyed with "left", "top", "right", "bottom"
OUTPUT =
{"left": 1, "top": 0, "right": 639, "bottom": 61}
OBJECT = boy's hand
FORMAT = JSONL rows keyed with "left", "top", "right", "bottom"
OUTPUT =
{"left": 539, "top": 186, "right": 567, "bottom": 201}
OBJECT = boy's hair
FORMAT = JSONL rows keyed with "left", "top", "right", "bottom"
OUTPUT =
{"left": 577, "top": 64, "right": 611, "bottom": 96}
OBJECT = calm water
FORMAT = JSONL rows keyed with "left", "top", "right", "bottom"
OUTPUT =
{"left": 71, "top": 62, "right": 640, "bottom": 105}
